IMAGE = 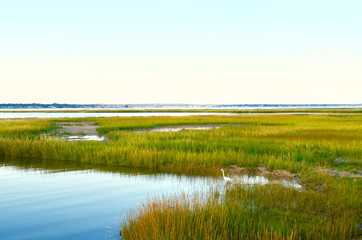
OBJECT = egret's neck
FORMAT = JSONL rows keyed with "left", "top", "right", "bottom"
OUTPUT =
{"left": 221, "top": 170, "right": 225, "bottom": 177}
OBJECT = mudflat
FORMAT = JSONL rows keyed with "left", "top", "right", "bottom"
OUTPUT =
{"left": 52, "top": 121, "right": 106, "bottom": 141}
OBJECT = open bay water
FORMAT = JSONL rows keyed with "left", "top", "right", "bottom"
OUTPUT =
{"left": 0, "top": 112, "right": 234, "bottom": 119}
{"left": 0, "top": 157, "right": 300, "bottom": 240}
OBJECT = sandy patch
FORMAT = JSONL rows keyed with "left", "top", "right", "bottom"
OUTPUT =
{"left": 51, "top": 121, "right": 107, "bottom": 142}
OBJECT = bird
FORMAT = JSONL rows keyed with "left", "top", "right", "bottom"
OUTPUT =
{"left": 221, "top": 169, "right": 232, "bottom": 183}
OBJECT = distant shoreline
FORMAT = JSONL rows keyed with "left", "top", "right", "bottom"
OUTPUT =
{"left": 0, "top": 103, "right": 361, "bottom": 110}
{"left": 0, "top": 108, "right": 361, "bottom": 114}
{"left": 0, "top": 108, "right": 361, "bottom": 119}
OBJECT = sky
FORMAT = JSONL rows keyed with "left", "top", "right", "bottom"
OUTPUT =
{"left": 0, "top": 0, "right": 361, "bottom": 104}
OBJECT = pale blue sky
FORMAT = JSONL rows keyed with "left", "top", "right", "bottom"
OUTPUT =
{"left": 1, "top": 0, "right": 361, "bottom": 104}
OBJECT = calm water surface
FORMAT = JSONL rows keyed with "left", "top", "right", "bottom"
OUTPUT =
{"left": 0, "top": 159, "right": 216, "bottom": 240}
{"left": 0, "top": 158, "right": 300, "bottom": 240}
{"left": 0, "top": 112, "right": 234, "bottom": 119}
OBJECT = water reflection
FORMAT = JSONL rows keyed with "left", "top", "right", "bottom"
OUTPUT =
{"left": 135, "top": 125, "right": 222, "bottom": 133}
{"left": 0, "top": 157, "right": 301, "bottom": 240}
{"left": 0, "top": 158, "right": 217, "bottom": 240}
{"left": 64, "top": 135, "right": 106, "bottom": 142}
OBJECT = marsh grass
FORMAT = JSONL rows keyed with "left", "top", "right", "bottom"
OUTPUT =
{"left": 0, "top": 119, "right": 56, "bottom": 139}
{"left": 121, "top": 180, "right": 361, "bottom": 240}
{"left": 0, "top": 114, "right": 360, "bottom": 175}
{"left": 0, "top": 113, "right": 361, "bottom": 239}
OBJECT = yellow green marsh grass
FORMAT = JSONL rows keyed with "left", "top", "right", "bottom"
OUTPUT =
{"left": 121, "top": 179, "right": 361, "bottom": 240}
{"left": 0, "top": 119, "right": 55, "bottom": 138}
{"left": 0, "top": 113, "right": 361, "bottom": 239}
{"left": 0, "top": 114, "right": 361, "bottom": 175}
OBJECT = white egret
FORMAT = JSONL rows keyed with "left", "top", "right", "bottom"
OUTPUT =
{"left": 221, "top": 169, "right": 232, "bottom": 183}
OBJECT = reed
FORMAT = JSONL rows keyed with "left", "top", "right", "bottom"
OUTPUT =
{"left": 0, "top": 113, "right": 361, "bottom": 239}
{"left": 121, "top": 179, "right": 361, "bottom": 240}
{"left": 0, "top": 118, "right": 55, "bottom": 138}
{"left": 0, "top": 114, "right": 360, "bottom": 175}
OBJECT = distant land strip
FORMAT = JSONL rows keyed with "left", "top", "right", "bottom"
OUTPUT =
{"left": 0, "top": 103, "right": 361, "bottom": 110}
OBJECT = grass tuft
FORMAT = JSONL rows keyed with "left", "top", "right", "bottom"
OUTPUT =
{"left": 121, "top": 181, "right": 361, "bottom": 240}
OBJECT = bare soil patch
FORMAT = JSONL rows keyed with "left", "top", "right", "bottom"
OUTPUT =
{"left": 316, "top": 168, "right": 362, "bottom": 178}
{"left": 50, "top": 121, "right": 107, "bottom": 142}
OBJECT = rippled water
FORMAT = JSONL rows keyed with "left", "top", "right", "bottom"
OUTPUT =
{"left": 0, "top": 158, "right": 301, "bottom": 240}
